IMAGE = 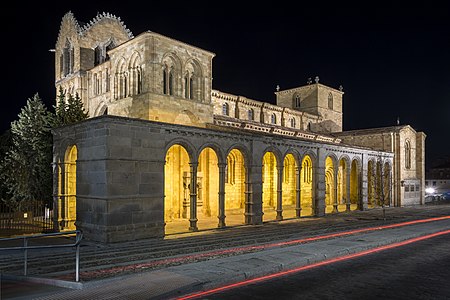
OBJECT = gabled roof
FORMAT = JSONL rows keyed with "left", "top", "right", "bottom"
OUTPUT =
{"left": 56, "top": 11, "right": 134, "bottom": 44}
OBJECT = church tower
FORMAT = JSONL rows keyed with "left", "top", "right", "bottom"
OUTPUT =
{"left": 274, "top": 78, "right": 344, "bottom": 133}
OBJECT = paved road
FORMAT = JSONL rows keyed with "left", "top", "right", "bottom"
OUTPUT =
{"left": 199, "top": 232, "right": 450, "bottom": 300}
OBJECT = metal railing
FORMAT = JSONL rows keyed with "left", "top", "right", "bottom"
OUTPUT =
{"left": 0, "top": 230, "right": 83, "bottom": 282}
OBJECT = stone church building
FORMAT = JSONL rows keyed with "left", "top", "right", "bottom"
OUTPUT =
{"left": 52, "top": 12, "right": 426, "bottom": 242}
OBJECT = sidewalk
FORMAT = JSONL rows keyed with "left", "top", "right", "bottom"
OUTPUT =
{"left": 3, "top": 211, "right": 450, "bottom": 299}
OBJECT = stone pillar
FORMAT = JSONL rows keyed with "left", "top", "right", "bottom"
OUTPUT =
{"left": 295, "top": 165, "right": 302, "bottom": 218}
{"left": 218, "top": 163, "right": 226, "bottom": 228}
{"left": 333, "top": 168, "right": 339, "bottom": 213}
{"left": 189, "top": 162, "right": 198, "bottom": 231}
{"left": 246, "top": 163, "right": 263, "bottom": 225}
{"left": 361, "top": 155, "right": 369, "bottom": 210}
{"left": 276, "top": 165, "right": 283, "bottom": 221}
{"left": 346, "top": 166, "right": 351, "bottom": 211}
{"left": 314, "top": 149, "right": 326, "bottom": 216}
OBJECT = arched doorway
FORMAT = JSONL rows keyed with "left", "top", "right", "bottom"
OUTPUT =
{"left": 282, "top": 154, "right": 297, "bottom": 219}
{"left": 337, "top": 159, "right": 347, "bottom": 212}
{"left": 225, "top": 149, "right": 246, "bottom": 227}
{"left": 262, "top": 152, "right": 277, "bottom": 221}
{"left": 350, "top": 160, "right": 360, "bottom": 210}
{"left": 164, "top": 144, "right": 190, "bottom": 234}
{"left": 63, "top": 145, "right": 77, "bottom": 230}
{"left": 300, "top": 155, "right": 314, "bottom": 216}
{"left": 325, "top": 156, "right": 335, "bottom": 214}
{"left": 197, "top": 147, "right": 219, "bottom": 230}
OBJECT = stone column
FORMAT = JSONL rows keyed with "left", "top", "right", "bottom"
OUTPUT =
{"left": 189, "top": 162, "right": 198, "bottom": 231}
{"left": 333, "top": 168, "right": 339, "bottom": 213}
{"left": 361, "top": 155, "right": 369, "bottom": 210}
{"left": 295, "top": 165, "right": 302, "bottom": 218}
{"left": 346, "top": 166, "right": 351, "bottom": 211}
{"left": 218, "top": 163, "right": 226, "bottom": 228}
{"left": 276, "top": 165, "right": 283, "bottom": 221}
{"left": 246, "top": 163, "right": 263, "bottom": 225}
{"left": 314, "top": 149, "right": 326, "bottom": 217}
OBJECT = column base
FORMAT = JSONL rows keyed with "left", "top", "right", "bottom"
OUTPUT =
{"left": 332, "top": 204, "right": 338, "bottom": 213}
{"left": 218, "top": 216, "right": 226, "bottom": 228}
{"left": 295, "top": 208, "right": 302, "bottom": 218}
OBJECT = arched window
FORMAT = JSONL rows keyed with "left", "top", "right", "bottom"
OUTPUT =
{"left": 405, "top": 141, "right": 411, "bottom": 169}
{"left": 293, "top": 93, "right": 301, "bottom": 108}
{"left": 105, "top": 41, "right": 115, "bottom": 62}
{"left": 271, "top": 113, "right": 276, "bottom": 124}
{"left": 307, "top": 122, "right": 311, "bottom": 131}
{"left": 190, "top": 76, "right": 194, "bottom": 99}
{"left": 184, "top": 74, "right": 189, "bottom": 98}
{"left": 222, "top": 103, "right": 229, "bottom": 116}
{"left": 168, "top": 68, "right": 174, "bottom": 96}
{"left": 328, "top": 92, "right": 333, "bottom": 109}
{"left": 93, "top": 73, "right": 98, "bottom": 95}
{"left": 105, "top": 69, "right": 110, "bottom": 92}
{"left": 248, "top": 109, "right": 254, "bottom": 121}
{"left": 290, "top": 118, "right": 296, "bottom": 128}
{"left": 163, "top": 67, "right": 168, "bottom": 95}
{"left": 94, "top": 46, "right": 102, "bottom": 66}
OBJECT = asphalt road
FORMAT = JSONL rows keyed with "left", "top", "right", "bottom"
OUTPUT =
{"left": 199, "top": 231, "right": 450, "bottom": 300}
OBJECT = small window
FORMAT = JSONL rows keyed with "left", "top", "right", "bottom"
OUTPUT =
{"left": 415, "top": 184, "right": 419, "bottom": 191}
{"left": 222, "top": 103, "right": 229, "bottom": 116}
{"left": 405, "top": 141, "right": 411, "bottom": 169}
{"left": 425, "top": 181, "right": 428, "bottom": 186}
{"left": 405, "top": 185, "right": 410, "bottom": 192}
{"left": 290, "top": 118, "right": 296, "bottom": 128}
{"left": 293, "top": 93, "right": 301, "bottom": 108}
{"left": 271, "top": 113, "right": 276, "bottom": 124}
{"left": 94, "top": 46, "right": 102, "bottom": 66}
{"left": 248, "top": 109, "right": 254, "bottom": 121}
{"left": 432, "top": 181, "right": 436, "bottom": 186}
{"left": 328, "top": 92, "right": 333, "bottom": 109}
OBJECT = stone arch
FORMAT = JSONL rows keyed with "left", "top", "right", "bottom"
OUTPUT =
{"left": 115, "top": 57, "right": 128, "bottom": 99}
{"left": 129, "top": 51, "right": 142, "bottom": 95}
{"left": 165, "top": 138, "right": 196, "bottom": 163}
{"left": 337, "top": 155, "right": 350, "bottom": 212}
{"left": 57, "top": 144, "right": 78, "bottom": 231}
{"left": 300, "top": 153, "right": 315, "bottom": 216}
{"left": 325, "top": 155, "right": 336, "bottom": 214}
{"left": 196, "top": 147, "right": 220, "bottom": 229}
{"left": 282, "top": 151, "right": 299, "bottom": 219}
{"left": 164, "top": 143, "right": 191, "bottom": 234}
{"left": 350, "top": 157, "right": 362, "bottom": 210}
{"left": 261, "top": 146, "right": 282, "bottom": 222}
{"left": 224, "top": 145, "right": 249, "bottom": 227}
{"left": 184, "top": 58, "right": 204, "bottom": 101}
{"left": 94, "top": 102, "right": 108, "bottom": 116}
{"left": 162, "top": 52, "right": 182, "bottom": 96}
{"left": 225, "top": 144, "right": 251, "bottom": 168}
{"left": 197, "top": 142, "right": 225, "bottom": 165}
{"left": 261, "top": 146, "right": 283, "bottom": 166}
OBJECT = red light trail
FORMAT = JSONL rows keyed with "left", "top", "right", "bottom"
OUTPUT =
{"left": 76, "top": 216, "right": 450, "bottom": 280}
{"left": 176, "top": 229, "right": 450, "bottom": 300}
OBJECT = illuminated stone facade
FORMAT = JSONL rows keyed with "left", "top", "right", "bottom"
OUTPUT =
{"left": 52, "top": 12, "right": 424, "bottom": 242}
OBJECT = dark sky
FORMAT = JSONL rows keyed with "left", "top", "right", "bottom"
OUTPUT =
{"left": 2, "top": 2, "right": 450, "bottom": 167}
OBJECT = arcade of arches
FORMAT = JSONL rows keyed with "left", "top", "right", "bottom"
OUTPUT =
{"left": 54, "top": 141, "right": 392, "bottom": 237}
{"left": 160, "top": 144, "right": 391, "bottom": 234}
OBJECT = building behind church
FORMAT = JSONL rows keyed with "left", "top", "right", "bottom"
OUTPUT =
{"left": 52, "top": 12, "right": 425, "bottom": 242}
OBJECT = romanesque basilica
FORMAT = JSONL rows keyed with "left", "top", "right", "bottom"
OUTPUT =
{"left": 53, "top": 12, "right": 425, "bottom": 242}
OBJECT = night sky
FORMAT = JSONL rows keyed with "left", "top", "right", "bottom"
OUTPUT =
{"left": 3, "top": 3, "right": 450, "bottom": 167}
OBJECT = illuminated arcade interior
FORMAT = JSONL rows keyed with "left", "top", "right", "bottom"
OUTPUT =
{"left": 57, "top": 144, "right": 391, "bottom": 234}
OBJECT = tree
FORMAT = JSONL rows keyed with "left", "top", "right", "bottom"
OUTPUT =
{"left": 0, "top": 94, "right": 53, "bottom": 210}
{"left": 0, "top": 129, "right": 13, "bottom": 204}
{"left": 54, "top": 86, "right": 68, "bottom": 127}
{"left": 54, "top": 89, "right": 88, "bottom": 127}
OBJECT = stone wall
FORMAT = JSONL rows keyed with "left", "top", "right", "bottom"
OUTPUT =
{"left": 53, "top": 115, "right": 393, "bottom": 243}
